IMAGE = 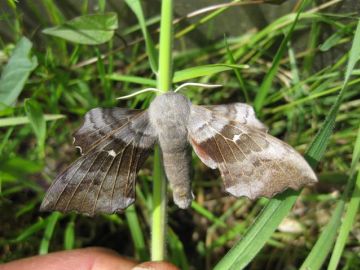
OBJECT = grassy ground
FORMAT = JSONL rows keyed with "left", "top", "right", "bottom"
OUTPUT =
{"left": 0, "top": 1, "right": 359, "bottom": 269}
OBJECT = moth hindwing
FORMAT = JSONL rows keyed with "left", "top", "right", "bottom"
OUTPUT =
{"left": 187, "top": 103, "right": 317, "bottom": 199}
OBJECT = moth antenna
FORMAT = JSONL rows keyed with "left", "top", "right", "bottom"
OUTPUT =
{"left": 116, "top": 88, "right": 162, "bottom": 100}
{"left": 174, "top": 82, "right": 222, "bottom": 93}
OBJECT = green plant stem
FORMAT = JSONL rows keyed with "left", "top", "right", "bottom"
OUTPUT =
{"left": 151, "top": 0, "right": 173, "bottom": 261}
{"left": 157, "top": 0, "right": 173, "bottom": 93}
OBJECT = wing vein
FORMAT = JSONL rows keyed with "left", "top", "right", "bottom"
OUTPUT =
{"left": 76, "top": 153, "right": 108, "bottom": 212}
{"left": 77, "top": 111, "right": 145, "bottom": 154}
{"left": 204, "top": 123, "right": 236, "bottom": 185}
{"left": 92, "top": 155, "right": 117, "bottom": 215}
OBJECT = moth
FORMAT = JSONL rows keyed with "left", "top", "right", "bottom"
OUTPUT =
{"left": 41, "top": 92, "right": 317, "bottom": 215}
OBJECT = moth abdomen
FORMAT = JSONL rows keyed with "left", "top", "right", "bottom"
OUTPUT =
{"left": 162, "top": 148, "right": 194, "bottom": 209}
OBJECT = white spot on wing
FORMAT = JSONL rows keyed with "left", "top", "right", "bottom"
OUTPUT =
{"left": 233, "top": 134, "right": 241, "bottom": 141}
{"left": 75, "top": 146, "right": 83, "bottom": 155}
{"left": 108, "top": 149, "right": 116, "bottom": 157}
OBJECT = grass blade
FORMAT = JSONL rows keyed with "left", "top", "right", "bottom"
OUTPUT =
{"left": 327, "top": 125, "right": 360, "bottom": 270}
{"left": 307, "top": 19, "right": 360, "bottom": 165}
{"left": 39, "top": 212, "right": 61, "bottom": 255}
{"left": 214, "top": 191, "right": 298, "bottom": 270}
{"left": 191, "top": 201, "right": 226, "bottom": 228}
{"left": 125, "top": 0, "right": 158, "bottom": 73}
{"left": 224, "top": 37, "right": 249, "bottom": 103}
{"left": 327, "top": 172, "right": 360, "bottom": 269}
{"left": 253, "top": 0, "right": 306, "bottom": 113}
{"left": 0, "top": 114, "right": 65, "bottom": 127}
{"left": 125, "top": 205, "right": 149, "bottom": 261}
{"left": 106, "top": 74, "right": 157, "bottom": 87}
{"left": 168, "top": 228, "right": 189, "bottom": 270}
{"left": 12, "top": 218, "right": 46, "bottom": 243}
{"left": 0, "top": 37, "right": 38, "bottom": 109}
{"left": 300, "top": 202, "right": 345, "bottom": 270}
{"left": 301, "top": 125, "right": 360, "bottom": 270}
{"left": 64, "top": 215, "right": 76, "bottom": 250}
{"left": 173, "top": 64, "right": 248, "bottom": 83}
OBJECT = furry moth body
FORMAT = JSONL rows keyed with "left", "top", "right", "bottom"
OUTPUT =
{"left": 41, "top": 92, "right": 317, "bottom": 215}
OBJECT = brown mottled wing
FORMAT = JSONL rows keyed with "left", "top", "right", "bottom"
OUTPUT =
{"left": 40, "top": 108, "right": 156, "bottom": 215}
{"left": 204, "top": 103, "right": 267, "bottom": 132}
{"left": 187, "top": 105, "right": 317, "bottom": 199}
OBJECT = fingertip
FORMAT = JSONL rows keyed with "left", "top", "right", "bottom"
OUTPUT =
{"left": 132, "top": 261, "right": 180, "bottom": 270}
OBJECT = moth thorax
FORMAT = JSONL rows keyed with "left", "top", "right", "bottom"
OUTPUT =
{"left": 148, "top": 92, "right": 191, "bottom": 134}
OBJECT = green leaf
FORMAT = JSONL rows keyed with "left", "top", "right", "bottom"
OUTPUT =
{"left": 24, "top": 99, "right": 46, "bottom": 156}
{"left": 42, "top": 13, "right": 118, "bottom": 45}
{"left": 173, "top": 64, "right": 248, "bottom": 83}
{"left": 0, "top": 37, "right": 38, "bottom": 108}
{"left": 125, "top": 0, "right": 158, "bottom": 73}
{"left": 0, "top": 114, "right": 65, "bottom": 127}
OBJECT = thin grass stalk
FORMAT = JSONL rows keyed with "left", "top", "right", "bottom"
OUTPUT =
{"left": 151, "top": 0, "right": 173, "bottom": 261}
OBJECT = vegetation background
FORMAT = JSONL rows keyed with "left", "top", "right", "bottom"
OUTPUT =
{"left": 0, "top": 0, "right": 359, "bottom": 269}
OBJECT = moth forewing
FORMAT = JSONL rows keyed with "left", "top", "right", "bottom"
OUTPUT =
{"left": 40, "top": 108, "right": 157, "bottom": 215}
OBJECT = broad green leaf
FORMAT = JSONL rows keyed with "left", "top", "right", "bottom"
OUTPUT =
{"left": 24, "top": 99, "right": 46, "bottom": 156}
{"left": 0, "top": 37, "right": 38, "bottom": 108}
{"left": 125, "top": 0, "right": 158, "bottom": 73}
{"left": 43, "top": 13, "right": 118, "bottom": 45}
{"left": 0, "top": 114, "right": 64, "bottom": 127}
{"left": 173, "top": 64, "right": 248, "bottom": 83}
